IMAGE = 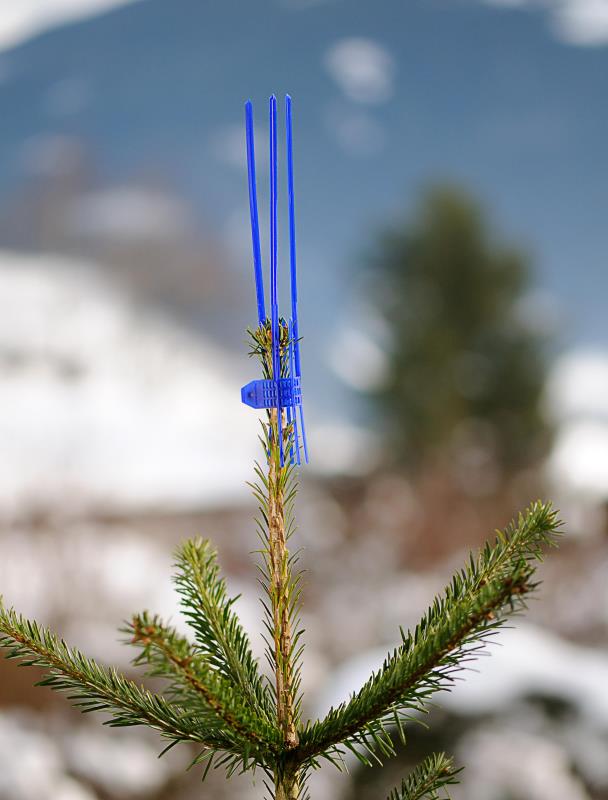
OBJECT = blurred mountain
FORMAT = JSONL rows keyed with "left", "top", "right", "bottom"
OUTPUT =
{"left": 0, "top": 0, "right": 606, "bottom": 394}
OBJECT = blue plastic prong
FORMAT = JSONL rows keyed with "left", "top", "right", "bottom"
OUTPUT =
{"left": 269, "top": 95, "right": 283, "bottom": 465}
{"left": 245, "top": 100, "right": 266, "bottom": 325}
{"left": 241, "top": 95, "right": 307, "bottom": 467}
{"left": 286, "top": 95, "right": 308, "bottom": 463}
{"left": 286, "top": 95, "right": 301, "bottom": 376}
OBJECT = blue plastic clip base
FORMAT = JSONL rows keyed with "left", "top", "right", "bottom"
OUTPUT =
{"left": 241, "top": 378, "right": 302, "bottom": 410}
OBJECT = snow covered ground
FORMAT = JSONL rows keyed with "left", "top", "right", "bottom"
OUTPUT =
{"left": 0, "top": 709, "right": 182, "bottom": 800}
{"left": 546, "top": 350, "right": 608, "bottom": 497}
{"left": 544, "top": 349, "right": 608, "bottom": 535}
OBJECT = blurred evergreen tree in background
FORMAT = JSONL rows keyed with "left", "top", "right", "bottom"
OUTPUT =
{"left": 371, "top": 186, "right": 551, "bottom": 475}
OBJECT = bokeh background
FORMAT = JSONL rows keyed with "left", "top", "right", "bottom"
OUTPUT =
{"left": 1, "top": 1, "right": 608, "bottom": 798}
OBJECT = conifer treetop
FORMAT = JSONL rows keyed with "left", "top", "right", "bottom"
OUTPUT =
{"left": 0, "top": 95, "right": 561, "bottom": 800}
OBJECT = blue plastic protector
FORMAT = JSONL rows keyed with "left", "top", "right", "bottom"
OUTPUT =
{"left": 241, "top": 95, "right": 309, "bottom": 467}
{"left": 286, "top": 96, "right": 308, "bottom": 463}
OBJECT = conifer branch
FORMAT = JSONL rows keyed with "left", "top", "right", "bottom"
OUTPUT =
{"left": 173, "top": 538, "right": 274, "bottom": 723}
{"left": 0, "top": 602, "right": 233, "bottom": 752}
{"left": 126, "top": 612, "right": 280, "bottom": 754}
{"left": 297, "top": 501, "right": 560, "bottom": 765}
{"left": 386, "top": 753, "right": 460, "bottom": 800}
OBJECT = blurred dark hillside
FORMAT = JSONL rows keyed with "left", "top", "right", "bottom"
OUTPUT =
{"left": 370, "top": 185, "right": 551, "bottom": 474}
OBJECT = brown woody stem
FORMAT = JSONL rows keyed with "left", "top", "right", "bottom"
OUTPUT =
{"left": 268, "top": 407, "right": 299, "bottom": 751}
{"left": 254, "top": 322, "right": 302, "bottom": 798}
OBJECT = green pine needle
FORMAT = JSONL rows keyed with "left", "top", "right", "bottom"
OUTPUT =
{"left": 0, "top": 601, "right": 232, "bottom": 751}
{"left": 125, "top": 611, "right": 280, "bottom": 755}
{"left": 387, "top": 753, "right": 461, "bottom": 800}
{"left": 173, "top": 538, "right": 275, "bottom": 723}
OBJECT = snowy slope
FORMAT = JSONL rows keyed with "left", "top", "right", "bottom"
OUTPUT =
{"left": 546, "top": 349, "right": 608, "bottom": 502}
{"left": 0, "top": 251, "right": 260, "bottom": 513}
{"left": 0, "top": 1, "right": 142, "bottom": 52}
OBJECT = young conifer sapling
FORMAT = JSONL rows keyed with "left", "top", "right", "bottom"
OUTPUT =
{"left": 0, "top": 95, "right": 560, "bottom": 800}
